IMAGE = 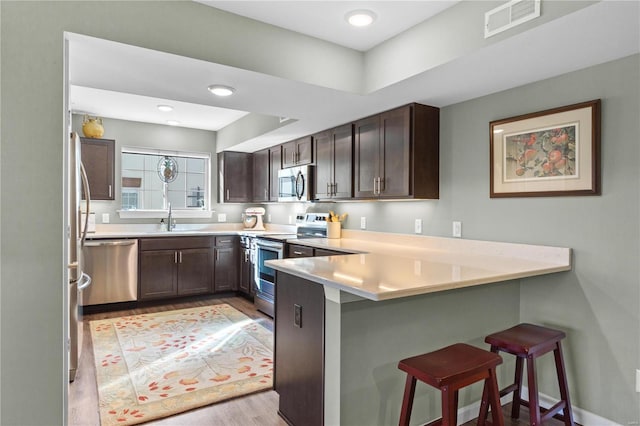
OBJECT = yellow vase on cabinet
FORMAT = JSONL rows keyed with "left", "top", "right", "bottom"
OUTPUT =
{"left": 82, "top": 115, "right": 104, "bottom": 138}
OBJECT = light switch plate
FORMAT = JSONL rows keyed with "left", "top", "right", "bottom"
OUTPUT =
{"left": 452, "top": 221, "right": 462, "bottom": 238}
{"left": 414, "top": 219, "right": 422, "bottom": 234}
{"left": 218, "top": 213, "right": 227, "bottom": 222}
{"left": 360, "top": 217, "right": 367, "bottom": 230}
{"left": 102, "top": 213, "right": 110, "bottom": 224}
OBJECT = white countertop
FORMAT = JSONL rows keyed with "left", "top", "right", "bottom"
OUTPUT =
{"left": 267, "top": 230, "right": 572, "bottom": 301}
{"left": 85, "top": 223, "right": 296, "bottom": 239}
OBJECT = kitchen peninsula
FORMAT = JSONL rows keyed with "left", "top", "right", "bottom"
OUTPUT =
{"left": 266, "top": 230, "right": 571, "bottom": 426}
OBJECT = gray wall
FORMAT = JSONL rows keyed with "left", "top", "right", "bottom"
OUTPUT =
{"left": 71, "top": 115, "right": 247, "bottom": 224}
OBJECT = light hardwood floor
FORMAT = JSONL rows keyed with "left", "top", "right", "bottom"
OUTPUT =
{"left": 68, "top": 295, "right": 287, "bottom": 426}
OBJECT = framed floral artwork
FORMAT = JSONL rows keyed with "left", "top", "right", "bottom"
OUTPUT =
{"left": 490, "top": 99, "right": 601, "bottom": 198}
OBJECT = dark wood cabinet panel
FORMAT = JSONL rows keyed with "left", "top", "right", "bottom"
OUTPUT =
{"left": 139, "top": 250, "right": 178, "bottom": 300}
{"left": 239, "top": 246, "right": 253, "bottom": 295}
{"left": 218, "top": 151, "right": 253, "bottom": 203}
{"left": 353, "top": 104, "right": 439, "bottom": 200}
{"left": 177, "top": 248, "right": 212, "bottom": 296}
{"left": 252, "top": 148, "right": 270, "bottom": 202}
{"left": 252, "top": 146, "right": 281, "bottom": 202}
{"left": 80, "top": 137, "right": 115, "bottom": 200}
{"left": 314, "top": 124, "right": 353, "bottom": 200}
{"left": 213, "top": 236, "right": 239, "bottom": 292}
{"left": 269, "top": 146, "right": 281, "bottom": 202}
{"left": 139, "top": 237, "right": 213, "bottom": 300}
{"left": 275, "top": 272, "right": 325, "bottom": 426}
{"left": 287, "top": 244, "right": 314, "bottom": 258}
{"left": 353, "top": 116, "right": 379, "bottom": 198}
{"left": 313, "top": 248, "right": 343, "bottom": 257}
{"left": 282, "top": 136, "right": 313, "bottom": 168}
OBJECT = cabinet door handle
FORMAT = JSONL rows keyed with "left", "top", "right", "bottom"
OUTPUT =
{"left": 293, "top": 251, "right": 303, "bottom": 255}
{"left": 332, "top": 182, "right": 337, "bottom": 196}
{"left": 226, "top": 189, "right": 230, "bottom": 200}
{"left": 264, "top": 188, "right": 268, "bottom": 199}
{"left": 174, "top": 251, "right": 178, "bottom": 263}
{"left": 326, "top": 182, "right": 330, "bottom": 196}
{"left": 108, "top": 184, "right": 112, "bottom": 198}
{"left": 219, "top": 239, "right": 231, "bottom": 244}
{"left": 216, "top": 250, "right": 219, "bottom": 261}
{"left": 379, "top": 177, "right": 384, "bottom": 193}
{"left": 373, "top": 177, "right": 378, "bottom": 195}
{"left": 179, "top": 251, "right": 183, "bottom": 263}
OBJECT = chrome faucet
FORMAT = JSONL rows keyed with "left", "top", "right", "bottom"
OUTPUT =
{"left": 167, "top": 202, "right": 174, "bottom": 231}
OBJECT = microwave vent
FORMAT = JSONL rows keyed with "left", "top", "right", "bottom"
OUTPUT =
{"left": 485, "top": 0, "right": 540, "bottom": 38}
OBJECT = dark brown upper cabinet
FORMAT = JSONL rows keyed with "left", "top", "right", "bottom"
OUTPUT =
{"left": 80, "top": 137, "right": 115, "bottom": 200}
{"left": 252, "top": 148, "right": 270, "bottom": 202}
{"left": 218, "top": 151, "right": 253, "bottom": 203}
{"left": 313, "top": 124, "right": 353, "bottom": 200}
{"left": 282, "top": 136, "right": 312, "bottom": 168}
{"left": 252, "top": 146, "right": 282, "bottom": 202}
{"left": 353, "top": 103, "right": 439, "bottom": 200}
{"left": 269, "top": 146, "right": 281, "bottom": 202}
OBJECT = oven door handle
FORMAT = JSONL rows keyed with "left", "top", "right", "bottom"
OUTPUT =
{"left": 256, "top": 239, "right": 284, "bottom": 249}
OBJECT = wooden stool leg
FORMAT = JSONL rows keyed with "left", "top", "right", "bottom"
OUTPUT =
{"left": 526, "top": 356, "right": 541, "bottom": 426}
{"left": 441, "top": 386, "right": 458, "bottom": 426}
{"left": 487, "top": 367, "right": 505, "bottom": 426}
{"left": 399, "top": 374, "right": 417, "bottom": 426}
{"left": 553, "top": 342, "right": 575, "bottom": 426}
{"left": 511, "top": 356, "right": 524, "bottom": 419}
{"left": 478, "top": 379, "right": 491, "bottom": 425}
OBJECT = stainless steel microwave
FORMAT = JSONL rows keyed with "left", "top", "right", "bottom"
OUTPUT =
{"left": 277, "top": 165, "right": 314, "bottom": 202}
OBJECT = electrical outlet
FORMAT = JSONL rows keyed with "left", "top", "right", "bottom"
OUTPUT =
{"left": 414, "top": 219, "right": 422, "bottom": 234}
{"left": 452, "top": 221, "right": 462, "bottom": 238}
{"left": 102, "top": 213, "right": 110, "bottom": 224}
{"left": 288, "top": 215, "right": 292, "bottom": 224}
{"left": 360, "top": 217, "right": 367, "bottom": 230}
{"left": 218, "top": 213, "right": 226, "bottom": 222}
{"left": 268, "top": 214, "right": 272, "bottom": 222}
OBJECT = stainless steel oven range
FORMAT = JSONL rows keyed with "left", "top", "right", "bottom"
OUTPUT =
{"left": 254, "top": 237, "right": 284, "bottom": 318}
{"left": 253, "top": 212, "right": 329, "bottom": 318}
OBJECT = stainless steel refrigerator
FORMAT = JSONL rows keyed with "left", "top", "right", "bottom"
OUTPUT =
{"left": 68, "top": 132, "right": 92, "bottom": 382}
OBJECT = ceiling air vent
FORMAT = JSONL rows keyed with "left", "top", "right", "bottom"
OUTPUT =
{"left": 484, "top": 0, "right": 540, "bottom": 38}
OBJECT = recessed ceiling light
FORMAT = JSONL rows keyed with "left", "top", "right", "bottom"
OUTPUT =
{"left": 346, "top": 10, "right": 376, "bottom": 27}
{"left": 167, "top": 120, "right": 180, "bottom": 126}
{"left": 157, "top": 104, "right": 173, "bottom": 112}
{"left": 207, "top": 85, "right": 235, "bottom": 97}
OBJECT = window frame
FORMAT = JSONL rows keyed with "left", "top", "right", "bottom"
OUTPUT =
{"left": 117, "top": 146, "right": 213, "bottom": 219}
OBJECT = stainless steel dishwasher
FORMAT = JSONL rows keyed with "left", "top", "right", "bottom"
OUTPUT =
{"left": 81, "top": 239, "right": 138, "bottom": 306}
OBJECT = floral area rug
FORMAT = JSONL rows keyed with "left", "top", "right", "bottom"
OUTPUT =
{"left": 90, "top": 304, "right": 273, "bottom": 425}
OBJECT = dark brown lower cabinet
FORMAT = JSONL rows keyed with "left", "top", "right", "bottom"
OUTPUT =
{"left": 139, "top": 237, "right": 212, "bottom": 300}
{"left": 313, "top": 248, "right": 343, "bottom": 257}
{"left": 275, "top": 272, "right": 325, "bottom": 426}
{"left": 239, "top": 246, "right": 254, "bottom": 296}
{"left": 213, "top": 236, "right": 239, "bottom": 292}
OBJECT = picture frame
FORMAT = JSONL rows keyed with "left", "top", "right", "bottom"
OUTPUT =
{"left": 490, "top": 99, "right": 601, "bottom": 198}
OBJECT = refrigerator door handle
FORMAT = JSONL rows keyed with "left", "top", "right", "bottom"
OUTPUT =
{"left": 77, "top": 272, "right": 92, "bottom": 291}
{"left": 79, "top": 162, "right": 91, "bottom": 247}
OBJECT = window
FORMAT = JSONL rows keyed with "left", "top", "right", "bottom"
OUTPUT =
{"left": 120, "top": 148, "right": 210, "bottom": 216}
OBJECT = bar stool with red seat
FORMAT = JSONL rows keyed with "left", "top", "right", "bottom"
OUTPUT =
{"left": 478, "top": 323, "right": 575, "bottom": 426}
{"left": 397, "top": 343, "right": 505, "bottom": 426}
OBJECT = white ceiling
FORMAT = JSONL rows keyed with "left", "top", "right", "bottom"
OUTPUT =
{"left": 196, "top": 1, "right": 460, "bottom": 51}
{"left": 68, "top": 1, "right": 640, "bottom": 152}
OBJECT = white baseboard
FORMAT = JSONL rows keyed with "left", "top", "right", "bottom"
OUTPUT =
{"left": 443, "top": 387, "right": 621, "bottom": 426}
